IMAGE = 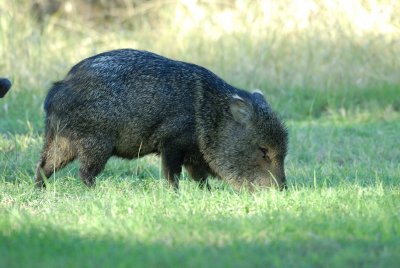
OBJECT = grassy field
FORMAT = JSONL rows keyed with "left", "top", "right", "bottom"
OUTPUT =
{"left": 1, "top": 1, "right": 400, "bottom": 267}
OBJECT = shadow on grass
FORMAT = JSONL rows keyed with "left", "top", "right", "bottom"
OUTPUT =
{"left": 1, "top": 223, "right": 398, "bottom": 268}
{"left": 265, "top": 85, "right": 400, "bottom": 120}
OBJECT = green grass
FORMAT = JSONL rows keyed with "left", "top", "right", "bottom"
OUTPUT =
{"left": 1, "top": 1, "right": 400, "bottom": 267}
{"left": 1, "top": 181, "right": 399, "bottom": 267}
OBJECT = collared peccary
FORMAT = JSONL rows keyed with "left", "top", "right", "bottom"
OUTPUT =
{"left": 35, "top": 49, "right": 288, "bottom": 190}
{"left": 0, "top": 78, "right": 11, "bottom": 98}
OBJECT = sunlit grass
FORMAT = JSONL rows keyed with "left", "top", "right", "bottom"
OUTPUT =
{"left": 1, "top": 178, "right": 399, "bottom": 267}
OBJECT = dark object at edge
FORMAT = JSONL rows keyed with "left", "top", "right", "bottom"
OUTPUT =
{"left": 0, "top": 78, "right": 11, "bottom": 98}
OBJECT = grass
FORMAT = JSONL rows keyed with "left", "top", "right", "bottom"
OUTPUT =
{"left": 1, "top": 0, "right": 400, "bottom": 267}
{"left": 1, "top": 181, "right": 399, "bottom": 267}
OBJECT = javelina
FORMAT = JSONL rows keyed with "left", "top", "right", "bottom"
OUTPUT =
{"left": 35, "top": 49, "right": 288, "bottom": 190}
{"left": 0, "top": 78, "right": 11, "bottom": 98}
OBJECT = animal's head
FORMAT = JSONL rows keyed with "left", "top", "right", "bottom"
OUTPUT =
{"left": 215, "top": 90, "right": 288, "bottom": 190}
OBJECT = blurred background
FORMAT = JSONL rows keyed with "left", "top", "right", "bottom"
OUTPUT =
{"left": 0, "top": 0, "right": 399, "bottom": 123}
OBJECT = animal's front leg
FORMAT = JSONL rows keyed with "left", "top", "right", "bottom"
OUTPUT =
{"left": 161, "top": 146, "right": 184, "bottom": 190}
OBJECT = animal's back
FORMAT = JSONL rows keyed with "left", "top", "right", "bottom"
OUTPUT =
{"left": 46, "top": 49, "right": 196, "bottom": 112}
{"left": 43, "top": 49, "right": 215, "bottom": 157}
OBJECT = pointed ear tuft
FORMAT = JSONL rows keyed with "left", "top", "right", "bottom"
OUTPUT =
{"left": 230, "top": 95, "right": 253, "bottom": 125}
{"left": 252, "top": 89, "right": 264, "bottom": 95}
{"left": 252, "top": 89, "right": 271, "bottom": 111}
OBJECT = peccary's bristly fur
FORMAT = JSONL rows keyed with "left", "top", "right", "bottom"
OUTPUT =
{"left": 36, "top": 49, "right": 288, "bottom": 190}
{"left": 0, "top": 78, "right": 11, "bottom": 98}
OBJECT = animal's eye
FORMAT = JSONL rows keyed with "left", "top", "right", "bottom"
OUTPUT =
{"left": 259, "top": 147, "right": 271, "bottom": 162}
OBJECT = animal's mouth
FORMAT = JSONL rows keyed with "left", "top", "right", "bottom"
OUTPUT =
{"left": 220, "top": 170, "right": 285, "bottom": 191}
{"left": 266, "top": 170, "right": 282, "bottom": 188}
{"left": 248, "top": 172, "right": 285, "bottom": 190}
{"left": 223, "top": 178, "right": 281, "bottom": 192}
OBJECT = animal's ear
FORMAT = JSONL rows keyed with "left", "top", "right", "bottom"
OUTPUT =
{"left": 230, "top": 95, "right": 254, "bottom": 125}
{"left": 252, "top": 89, "right": 271, "bottom": 111}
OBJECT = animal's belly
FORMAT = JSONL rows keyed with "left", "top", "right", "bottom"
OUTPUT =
{"left": 112, "top": 130, "right": 158, "bottom": 159}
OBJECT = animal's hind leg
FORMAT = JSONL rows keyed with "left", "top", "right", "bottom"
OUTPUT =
{"left": 77, "top": 138, "right": 113, "bottom": 187}
{"left": 35, "top": 135, "right": 76, "bottom": 188}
